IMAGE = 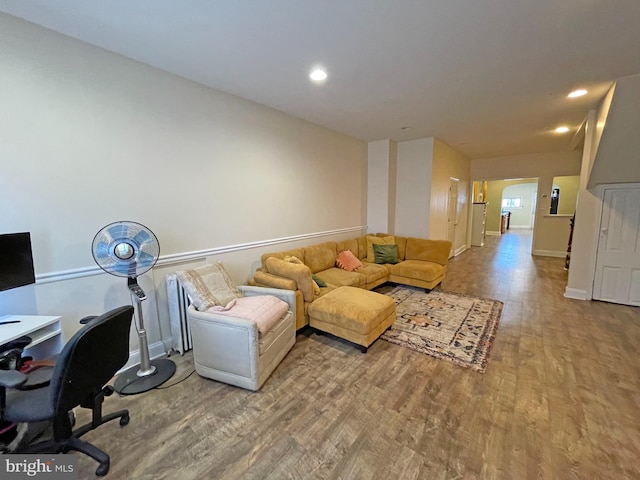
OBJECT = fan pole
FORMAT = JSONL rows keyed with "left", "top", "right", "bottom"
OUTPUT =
{"left": 132, "top": 292, "right": 156, "bottom": 377}
{"left": 113, "top": 277, "right": 176, "bottom": 395}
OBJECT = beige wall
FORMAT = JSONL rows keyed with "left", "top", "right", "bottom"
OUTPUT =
{"left": 367, "top": 139, "right": 397, "bottom": 234}
{"left": 0, "top": 14, "right": 367, "bottom": 353}
{"left": 485, "top": 178, "right": 538, "bottom": 232}
{"left": 552, "top": 175, "right": 580, "bottom": 215}
{"left": 430, "top": 140, "right": 471, "bottom": 252}
{"left": 472, "top": 150, "right": 581, "bottom": 256}
{"left": 588, "top": 74, "right": 640, "bottom": 188}
{"left": 395, "top": 138, "right": 434, "bottom": 238}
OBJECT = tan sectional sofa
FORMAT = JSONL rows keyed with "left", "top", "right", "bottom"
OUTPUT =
{"left": 251, "top": 234, "right": 452, "bottom": 330}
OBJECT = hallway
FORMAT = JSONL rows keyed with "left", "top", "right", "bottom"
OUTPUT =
{"left": 441, "top": 228, "right": 640, "bottom": 478}
{"left": 72, "top": 229, "right": 640, "bottom": 479}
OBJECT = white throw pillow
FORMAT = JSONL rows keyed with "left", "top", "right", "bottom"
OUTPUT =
{"left": 176, "top": 262, "right": 241, "bottom": 310}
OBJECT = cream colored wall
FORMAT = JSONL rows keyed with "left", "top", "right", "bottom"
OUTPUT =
{"left": 367, "top": 139, "right": 397, "bottom": 234}
{"left": 395, "top": 138, "right": 434, "bottom": 238}
{"left": 552, "top": 176, "right": 580, "bottom": 215}
{"left": 0, "top": 14, "right": 367, "bottom": 355}
{"left": 503, "top": 183, "right": 537, "bottom": 227}
{"left": 485, "top": 179, "right": 538, "bottom": 232}
{"left": 431, "top": 140, "right": 471, "bottom": 252}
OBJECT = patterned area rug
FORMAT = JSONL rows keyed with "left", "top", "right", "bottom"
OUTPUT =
{"left": 375, "top": 284, "right": 503, "bottom": 373}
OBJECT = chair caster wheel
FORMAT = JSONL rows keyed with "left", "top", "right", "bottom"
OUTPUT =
{"left": 95, "top": 462, "right": 109, "bottom": 476}
{"left": 120, "top": 413, "right": 130, "bottom": 426}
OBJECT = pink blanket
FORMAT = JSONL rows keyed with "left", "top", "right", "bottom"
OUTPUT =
{"left": 206, "top": 295, "right": 288, "bottom": 335}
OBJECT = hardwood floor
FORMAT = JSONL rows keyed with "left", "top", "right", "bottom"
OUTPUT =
{"left": 75, "top": 230, "right": 640, "bottom": 479}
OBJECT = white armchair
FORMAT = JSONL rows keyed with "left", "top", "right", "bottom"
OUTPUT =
{"left": 167, "top": 264, "right": 296, "bottom": 391}
{"left": 186, "top": 286, "right": 295, "bottom": 391}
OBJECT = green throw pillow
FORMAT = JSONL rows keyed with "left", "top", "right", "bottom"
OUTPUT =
{"left": 373, "top": 244, "right": 400, "bottom": 264}
{"left": 312, "top": 274, "right": 327, "bottom": 287}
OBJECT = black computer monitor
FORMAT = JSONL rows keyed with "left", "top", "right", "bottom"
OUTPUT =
{"left": 0, "top": 232, "right": 36, "bottom": 292}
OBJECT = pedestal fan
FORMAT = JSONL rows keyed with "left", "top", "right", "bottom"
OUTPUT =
{"left": 92, "top": 221, "right": 176, "bottom": 395}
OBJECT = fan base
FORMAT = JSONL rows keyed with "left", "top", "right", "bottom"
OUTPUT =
{"left": 113, "top": 358, "right": 176, "bottom": 395}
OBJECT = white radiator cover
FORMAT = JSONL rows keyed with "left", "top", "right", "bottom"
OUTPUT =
{"left": 165, "top": 273, "right": 193, "bottom": 355}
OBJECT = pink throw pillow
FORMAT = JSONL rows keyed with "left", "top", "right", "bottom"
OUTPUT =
{"left": 336, "top": 250, "right": 363, "bottom": 272}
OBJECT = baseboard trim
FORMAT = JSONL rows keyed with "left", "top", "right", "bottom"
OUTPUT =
{"left": 36, "top": 225, "right": 368, "bottom": 284}
{"left": 564, "top": 287, "right": 588, "bottom": 300}
{"left": 532, "top": 249, "right": 566, "bottom": 258}
{"left": 485, "top": 231, "right": 500, "bottom": 236}
{"left": 454, "top": 245, "right": 467, "bottom": 256}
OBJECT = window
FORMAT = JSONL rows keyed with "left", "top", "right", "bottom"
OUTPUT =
{"left": 502, "top": 197, "right": 522, "bottom": 208}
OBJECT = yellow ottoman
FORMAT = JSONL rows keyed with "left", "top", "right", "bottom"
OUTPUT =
{"left": 308, "top": 286, "right": 396, "bottom": 353}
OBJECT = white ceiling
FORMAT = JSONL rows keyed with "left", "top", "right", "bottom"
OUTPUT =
{"left": 1, "top": 0, "right": 639, "bottom": 158}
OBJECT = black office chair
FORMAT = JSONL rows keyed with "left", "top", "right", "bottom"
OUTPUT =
{"left": 0, "top": 305, "right": 134, "bottom": 476}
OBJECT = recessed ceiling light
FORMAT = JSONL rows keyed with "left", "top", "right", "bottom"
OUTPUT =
{"left": 309, "top": 68, "right": 327, "bottom": 81}
{"left": 568, "top": 89, "right": 587, "bottom": 98}
{"left": 555, "top": 126, "right": 570, "bottom": 133}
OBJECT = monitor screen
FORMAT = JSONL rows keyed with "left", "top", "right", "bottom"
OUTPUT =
{"left": 0, "top": 232, "right": 36, "bottom": 292}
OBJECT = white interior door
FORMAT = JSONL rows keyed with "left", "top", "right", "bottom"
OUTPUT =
{"left": 447, "top": 178, "right": 458, "bottom": 257}
{"left": 593, "top": 186, "right": 640, "bottom": 306}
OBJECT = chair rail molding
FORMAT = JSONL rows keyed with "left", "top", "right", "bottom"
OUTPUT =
{"left": 35, "top": 226, "right": 368, "bottom": 284}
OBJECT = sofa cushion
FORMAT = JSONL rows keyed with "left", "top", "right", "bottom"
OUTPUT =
{"left": 356, "top": 236, "right": 368, "bottom": 260}
{"left": 285, "top": 255, "right": 319, "bottom": 295}
{"left": 303, "top": 242, "right": 338, "bottom": 273}
{"left": 373, "top": 244, "right": 400, "bottom": 264}
{"left": 376, "top": 233, "right": 407, "bottom": 260}
{"left": 314, "top": 267, "right": 366, "bottom": 288}
{"left": 253, "top": 270, "right": 298, "bottom": 291}
{"left": 388, "top": 260, "right": 445, "bottom": 283}
{"left": 366, "top": 235, "right": 395, "bottom": 262}
{"left": 284, "top": 255, "right": 304, "bottom": 264}
{"left": 405, "top": 238, "right": 451, "bottom": 265}
{"left": 335, "top": 238, "right": 359, "bottom": 258}
{"left": 261, "top": 248, "right": 305, "bottom": 271}
{"left": 357, "top": 262, "right": 389, "bottom": 284}
{"left": 336, "top": 249, "right": 363, "bottom": 272}
{"left": 265, "top": 257, "right": 314, "bottom": 302}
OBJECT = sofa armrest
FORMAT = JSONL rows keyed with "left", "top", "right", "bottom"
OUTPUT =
{"left": 264, "top": 257, "right": 314, "bottom": 302}
{"left": 238, "top": 286, "right": 296, "bottom": 319}
{"left": 253, "top": 270, "right": 298, "bottom": 291}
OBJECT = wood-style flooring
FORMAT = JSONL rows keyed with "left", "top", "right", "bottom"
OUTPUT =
{"left": 75, "top": 230, "right": 640, "bottom": 479}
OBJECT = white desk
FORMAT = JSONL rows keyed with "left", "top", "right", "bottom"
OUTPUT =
{"left": 0, "top": 315, "right": 63, "bottom": 359}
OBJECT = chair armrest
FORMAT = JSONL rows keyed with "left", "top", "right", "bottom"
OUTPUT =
{"left": 238, "top": 286, "right": 296, "bottom": 315}
{"left": 0, "top": 369, "right": 28, "bottom": 389}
